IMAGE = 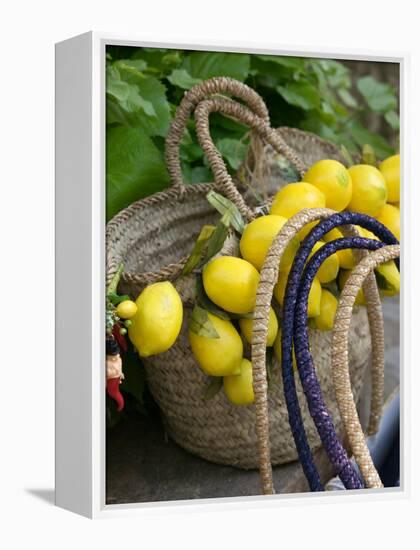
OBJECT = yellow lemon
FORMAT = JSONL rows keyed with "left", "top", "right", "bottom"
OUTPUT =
{"left": 308, "top": 241, "right": 339, "bottom": 283}
{"left": 189, "top": 313, "right": 243, "bottom": 376}
{"left": 115, "top": 299, "right": 138, "bottom": 319}
{"left": 347, "top": 164, "right": 388, "bottom": 217}
{"left": 223, "top": 358, "right": 254, "bottom": 405}
{"left": 376, "top": 204, "right": 400, "bottom": 241}
{"left": 338, "top": 269, "right": 366, "bottom": 306}
{"left": 240, "top": 215, "right": 299, "bottom": 271}
{"left": 303, "top": 159, "right": 352, "bottom": 211}
{"left": 314, "top": 289, "right": 338, "bottom": 331}
{"left": 376, "top": 261, "right": 400, "bottom": 297}
{"left": 273, "top": 269, "right": 290, "bottom": 306}
{"left": 323, "top": 228, "right": 355, "bottom": 269}
{"left": 203, "top": 256, "right": 260, "bottom": 314}
{"left": 270, "top": 181, "right": 326, "bottom": 239}
{"left": 273, "top": 328, "right": 297, "bottom": 371}
{"left": 274, "top": 270, "right": 321, "bottom": 317}
{"left": 239, "top": 306, "right": 278, "bottom": 347}
{"left": 379, "top": 154, "right": 400, "bottom": 203}
{"left": 128, "top": 282, "right": 183, "bottom": 357}
{"left": 307, "top": 277, "right": 322, "bottom": 317}
{"left": 357, "top": 225, "right": 378, "bottom": 240}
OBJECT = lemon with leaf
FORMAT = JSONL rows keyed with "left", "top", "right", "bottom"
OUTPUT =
{"left": 189, "top": 312, "right": 243, "bottom": 376}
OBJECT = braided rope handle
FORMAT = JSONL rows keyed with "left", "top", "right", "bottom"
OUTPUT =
{"left": 332, "top": 244, "right": 400, "bottom": 488}
{"left": 193, "top": 98, "right": 307, "bottom": 221}
{"left": 251, "top": 209, "right": 391, "bottom": 494}
{"left": 165, "top": 76, "right": 270, "bottom": 193}
{"left": 294, "top": 236, "right": 389, "bottom": 490}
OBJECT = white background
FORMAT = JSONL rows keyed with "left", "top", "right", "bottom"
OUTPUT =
{"left": 1, "top": 1, "right": 419, "bottom": 548}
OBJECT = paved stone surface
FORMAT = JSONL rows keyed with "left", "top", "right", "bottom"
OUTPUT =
{"left": 106, "top": 298, "right": 399, "bottom": 504}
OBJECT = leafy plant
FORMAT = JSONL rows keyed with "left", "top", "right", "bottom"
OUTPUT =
{"left": 106, "top": 47, "right": 399, "bottom": 221}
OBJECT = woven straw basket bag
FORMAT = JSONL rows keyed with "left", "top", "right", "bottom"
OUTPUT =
{"left": 106, "top": 77, "right": 372, "bottom": 473}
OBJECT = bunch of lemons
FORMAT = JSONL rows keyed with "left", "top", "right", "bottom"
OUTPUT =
{"left": 188, "top": 154, "right": 400, "bottom": 406}
{"left": 125, "top": 154, "right": 400, "bottom": 408}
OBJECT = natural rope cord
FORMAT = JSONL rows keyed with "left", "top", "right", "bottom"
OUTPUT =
{"left": 194, "top": 97, "right": 307, "bottom": 185}
{"left": 165, "top": 76, "right": 270, "bottom": 189}
{"left": 252, "top": 209, "right": 398, "bottom": 494}
{"left": 332, "top": 244, "right": 400, "bottom": 488}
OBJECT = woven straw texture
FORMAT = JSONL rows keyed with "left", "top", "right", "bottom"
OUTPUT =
{"left": 106, "top": 77, "right": 373, "bottom": 472}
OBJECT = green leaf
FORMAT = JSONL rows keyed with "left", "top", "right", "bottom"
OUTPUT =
{"left": 132, "top": 48, "right": 183, "bottom": 75}
{"left": 167, "top": 68, "right": 202, "bottom": 89}
{"left": 385, "top": 109, "right": 400, "bottom": 130}
{"left": 113, "top": 59, "right": 148, "bottom": 81}
{"left": 348, "top": 121, "right": 394, "bottom": 159}
{"left": 202, "top": 377, "right": 223, "bottom": 400}
{"left": 106, "top": 263, "right": 124, "bottom": 295}
{"left": 200, "top": 211, "right": 230, "bottom": 265}
{"left": 106, "top": 62, "right": 171, "bottom": 136}
{"left": 188, "top": 305, "right": 220, "bottom": 338}
{"left": 206, "top": 190, "right": 245, "bottom": 233}
{"left": 318, "top": 60, "right": 351, "bottom": 88}
{"left": 106, "top": 126, "right": 170, "bottom": 220}
{"left": 182, "top": 52, "right": 250, "bottom": 81}
{"left": 357, "top": 76, "right": 397, "bottom": 113}
{"left": 339, "top": 144, "right": 354, "bottom": 166}
{"left": 128, "top": 75, "right": 171, "bottom": 136}
{"left": 107, "top": 73, "right": 156, "bottom": 117}
{"left": 337, "top": 88, "right": 358, "bottom": 109}
{"left": 255, "top": 55, "right": 305, "bottom": 70}
{"left": 276, "top": 82, "right": 321, "bottom": 111}
{"left": 216, "top": 137, "right": 248, "bottom": 170}
{"left": 190, "top": 166, "right": 212, "bottom": 183}
{"left": 107, "top": 292, "right": 131, "bottom": 305}
{"left": 195, "top": 275, "right": 231, "bottom": 320}
{"left": 362, "top": 144, "right": 377, "bottom": 166}
{"left": 181, "top": 225, "right": 216, "bottom": 276}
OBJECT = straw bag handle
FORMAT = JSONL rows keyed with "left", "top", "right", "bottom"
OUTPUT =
{"left": 193, "top": 97, "right": 307, "bottom": 220}
{"left": 166, "top": 78, "right": 307, "bottom": 221}
{"left": 165, "top": 76, "right": 270, "bottom": 193}
{"left": 332, "top": 244, "right": 400, "bottom": 488}
{"left": 251, "top": 209, "right": 390, "bottom": 494}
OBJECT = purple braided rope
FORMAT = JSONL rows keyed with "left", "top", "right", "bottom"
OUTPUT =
{"left": 295, "top": 237, "right": 384, "bottom": 489}
{"left": 281, "top": 211, "right": 399, "bottom": 491}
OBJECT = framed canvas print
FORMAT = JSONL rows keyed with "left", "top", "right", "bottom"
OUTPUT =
{"left": 55, "top": 32, "right": 407, "bottom": 518}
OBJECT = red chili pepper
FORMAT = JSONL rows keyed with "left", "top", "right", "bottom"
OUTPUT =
{"left": 112, "top": 324, "right": 127, "bottom": 352}
{"left": 107, "top": 378, "right": 125, "bottom": 412}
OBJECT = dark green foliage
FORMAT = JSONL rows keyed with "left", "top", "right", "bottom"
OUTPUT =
{"left": 106, "top": 47, "right": 399, "bottom": 221}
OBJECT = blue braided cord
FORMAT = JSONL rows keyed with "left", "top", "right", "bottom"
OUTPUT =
{"left": 294, "top": 237, "right": 384, "bottom": 489}
{"left": 280, "top": 211, "right": 399, "bottom": 491}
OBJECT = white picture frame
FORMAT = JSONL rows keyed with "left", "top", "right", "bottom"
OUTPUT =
{"left": 55, "top": 31, "right": 409, "bottom": 519}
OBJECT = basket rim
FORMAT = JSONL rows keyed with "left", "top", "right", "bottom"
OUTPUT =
{"left": 106, "top": 181, "right": 215, "bottom": 286}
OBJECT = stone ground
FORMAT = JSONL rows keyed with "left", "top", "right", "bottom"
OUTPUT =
{"left": 106, "top": 298, "right": 399, "bottom": 505}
